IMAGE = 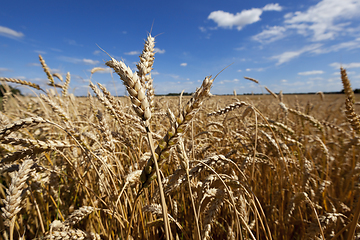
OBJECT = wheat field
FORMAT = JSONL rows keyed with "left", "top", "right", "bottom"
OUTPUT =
{"left": 0, "top": 33, "right": 360, "bottom": 240}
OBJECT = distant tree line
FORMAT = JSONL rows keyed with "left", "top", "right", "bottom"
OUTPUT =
{"left": 161, "top": 92, "right": 193, "bottom": 96}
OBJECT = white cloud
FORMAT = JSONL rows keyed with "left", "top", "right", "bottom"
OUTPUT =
{"left": 154, "top": 48, "right": 165, "bottom": 54}
{"left": 284, "top": 0, "right": 360, "bottom": 41}
{"left": 263, "top": 3, "right": 283, "bottom": 11}
{"left": 253, "top": 0, "right": 360, "bottom": 45}
{"left": 298, "top": 70, "right": 324, "bottom": 75}
{"left": 252, "top": 26, "right": 286, "bottom": 43}
{"left": 245, "top": 67, "right": 265, "bottom": 72}
{"left": 82, "top": 59, "right": 99, "bottom": 65}
{"left": 313, "top": 38, "right": 360, "bottom": 53}
{"left": 271, "top": 44, "right": 322, "bottom": 65}
{"left": 208, "top": 9, "right": 262, "bottom": 30}
{"left": 180, "top": 63, "right": 187, "bottom": 67}
{"left": 329, "top": 62, "right": 360, "bottom": 69}
{"left": 0, "top": 26, "right": 24, "bottom": 39}
{"left": 208, "top": 3, "right": 282, "bottom": 31}
{"left": 124, "top": 51, "right": 140, "bottom": 55}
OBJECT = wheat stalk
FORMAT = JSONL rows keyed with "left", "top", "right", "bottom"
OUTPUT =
{"left": 105, "top": 35, "right": 172, "bottom": 239}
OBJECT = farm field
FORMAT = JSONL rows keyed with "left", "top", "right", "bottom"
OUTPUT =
{"left": 0, "top": 34, "right": 360, "bottom": 240}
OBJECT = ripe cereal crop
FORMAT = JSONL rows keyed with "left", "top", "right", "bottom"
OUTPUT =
{"left": 0, "top": 33, "right": 360, "bottom": 240}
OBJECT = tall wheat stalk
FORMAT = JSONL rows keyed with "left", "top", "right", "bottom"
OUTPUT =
{"left": 105, "top": 34, "right": 172, "bottom": 240}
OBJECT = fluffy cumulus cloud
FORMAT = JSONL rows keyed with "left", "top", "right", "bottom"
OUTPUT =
{"left": 208, "top": 3, "right": 282, "bottom": 30}
{"left": 262, "top": 3, "right": 283, "bottom": 11}
{"left": 298, "top": 70, "right": 324, "bottom": 76}
{"left": 180, "top": 63, "right": 187, "bottom": 67}
{"left": 0, "top": 26, "right": 24, "bottom": 39}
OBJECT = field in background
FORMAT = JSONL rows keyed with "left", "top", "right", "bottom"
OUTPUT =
{"left": 0, "top": 88, "right": 360, "bottom": 239}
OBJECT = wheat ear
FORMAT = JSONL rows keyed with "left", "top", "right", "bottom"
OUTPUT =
{"left": 39, "top": 55, "right": 55, "bottom": 86}
{"left": 316, "top": 91, "right": 324, "bottom": 100}
{"left": 0, "top": 117, "right": 47, "bottom": 139}
{"left": 208, "top": 101, "right": 249, "bottom": 117}
{"left": 2, "top": 158, "right": 35, "bottom": 240}
{"left": 341, "top": 67, "right": 355, "bottom": 104}
{"left": 0, "top": 77, "right": 45, "bottom": 92}
{"left": 52, "top": 73, "right": 63, "bottom": 82}
{"left": 244, "top": 76, "right": 259, "bottom": 84}
{"left": 137, "top": 33, "right": 155, "bottom": 111}
{"left": 264, "top": 86, "right": 278, "bottom": 99}
{"left": 62, "top": 72, "right": 71, "bottom": 97}
{"left": 63, "top": 206, "right": 95, "bottom": 227}
{"left": 105, "top": 58, "right": 151, "bottom": 122}
{"left": 345, "top": 97, "right": 360, "bottom": 134}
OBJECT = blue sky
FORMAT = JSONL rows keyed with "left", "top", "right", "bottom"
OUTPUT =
{"left": 1, "top": 0, "right": 360, "bottom": 96}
